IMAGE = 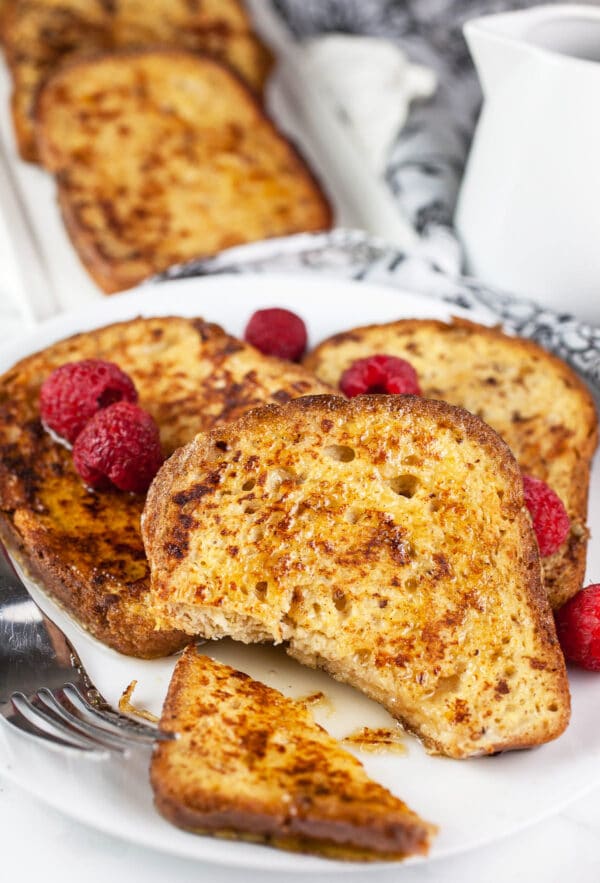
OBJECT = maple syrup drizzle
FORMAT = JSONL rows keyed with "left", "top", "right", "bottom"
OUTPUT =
{"left": 342, "top": 726, "right": 407, "bottom": 754}
{"left": 296, "top": 690, "right": 335, "bottom": 714}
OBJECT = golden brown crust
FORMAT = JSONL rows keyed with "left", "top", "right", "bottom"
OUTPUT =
{"left": 55, "top": 184, "right": 145, "bottom": 295}
{"left": 144, "top": 394, "right": 570, "bottom": 758}
{"left": 0, "top": 0, "right": 9, "bottom": 37}
{"left": 10, "top": 89, "right": 37, "bottom": 163}
{"left": 0, "top": 317, "right": 331, "bottom": 657}
{"left": 150, "top": 647, "right": 434, "bottom": 860}
{"left": 34, "top": 48, "right": 331, "bottom": 293}
{"left": 0, "top": 513, "right": 184, "bottom": 656}
{"left": 304, "top": 318, "right": 599, "bottom": 608}
{"left": 3, "top": 0, "right": 273, "bottom": 162}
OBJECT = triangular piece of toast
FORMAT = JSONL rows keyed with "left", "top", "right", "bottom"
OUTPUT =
{"left": 34, "top": 49, "right": 331, "bottom": 292}
{"left": 143, "top": 395, "right": 570, "bottom": 758}
{"left": 0, "top": 317, "right": 331, "bottom": 657}
{"left": 3, "top": 0, "right": 272, "bottom": 162}
{"left": 304, "top": 318, "right": 598, "bottom": 609}
{"left": 151, "top": 646, "right": 435, "bottom": 860}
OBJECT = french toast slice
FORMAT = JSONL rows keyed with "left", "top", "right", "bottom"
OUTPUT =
{"left": 3, "top": 0, "right": 272, "bottom": 162}
{"left": 0, "top": 317, "right": 331, "bottom": 657}
{"left": 143, "top": 395, "right": 570, "bottom": 758}
{"left": 34, "top": 49, "right": 331, "bottom": 293}
{"left": 304, "top": 318, "right": 598, "bottom": 609}
{"left": 151, "top": 646, "right": 435, "bottom": 860}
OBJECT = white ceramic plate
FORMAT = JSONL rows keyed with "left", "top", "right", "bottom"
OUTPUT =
{"left": 1, "top": 274, "right": 599, "bottom": 873}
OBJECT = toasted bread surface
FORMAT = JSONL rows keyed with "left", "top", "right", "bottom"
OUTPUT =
{"left": 304, "top": 319, "right": 598, "bottom": 609}
{"left": 144, "top": 395, "right": 570, "bottom": 758}
{"left": 151, "top": 646, "right": 434, "bottom": 860}
{"left": 3, "top": 0, "right": 272, "bottom": 161}
{"left": 0, "top": 317, "right": 331, "bottom": 657}
{"left": 34, "top": 49, "right": 331, "bottom": 292}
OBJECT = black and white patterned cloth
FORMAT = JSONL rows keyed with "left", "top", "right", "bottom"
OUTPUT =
{"left": 163, "top": 0, "right": 600, "bottom": 393}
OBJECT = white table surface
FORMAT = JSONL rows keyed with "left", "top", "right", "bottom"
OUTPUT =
{"left": 1, "top": 235, "right": 599, "bottom": 883}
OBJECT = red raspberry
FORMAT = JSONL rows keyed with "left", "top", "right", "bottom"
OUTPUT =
{"left": 73, "top": 401, "right": 163, "bottom": 493}
{"left": 340, "top": 354, "right": 421, "bottom": 397}
{"left": 522, "top": 474, "right": 570, "bottom": 557}
{"left": 40, "top": 359, "right": 138, "bottom": 445}
{"left": 555, "top": 584, "right": 600, "bottom": 671}
{"left": 244, "top": 308, "right": 307, "bottom": 361}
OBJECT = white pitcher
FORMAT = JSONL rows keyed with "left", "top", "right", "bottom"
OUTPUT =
{"left": 454, "top": 4, "right": 600, "bottom": 323}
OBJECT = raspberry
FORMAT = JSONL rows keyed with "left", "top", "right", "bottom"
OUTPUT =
{"left": 73, "top": 401, "right": 163, "bottom": 493}
{"left": 40, "top": 359, "right": 138, "bottom": 445}
{"left": 340, "top": 354, "right": 421, "bottom": 398}
{"left": 522, "top": 474, "right": 570, "bottom": 557}
{"left": 555, "top": 585, "right": 600, "bottom": 671}
{"left": 244, "top": 308, "right": 307, "bottom": 361}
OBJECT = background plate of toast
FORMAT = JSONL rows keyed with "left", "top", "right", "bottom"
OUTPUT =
{"left": 0, "top": 0, "right": 415, "bottom": 323}
{"left": 1, "top": 273, "right": 599, "bottom": 871}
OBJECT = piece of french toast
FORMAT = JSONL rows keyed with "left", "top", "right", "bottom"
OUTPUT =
{"left": 0, "top": 0, "right": 9, "bottom": 33}
{"left": 151, "top": 646, "right": 435, "bottom": 860}
{"left": 0, "top": 317, "right": 331, "bottom": 657}
{"left": 143, "top": 395, "right": 570, "bottom": 758}
{"left": 34, "top": 49, "right": 331, "bottom": 293}
{"left": 3, "top": 0, "right": 272, "bottom": 162}
{"left": 304, "top": 318, "right": 598, "bottom": 610}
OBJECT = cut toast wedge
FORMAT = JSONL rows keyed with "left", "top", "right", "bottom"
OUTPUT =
{"left": 151, "top": 646, "right": 435, "bottom": 860}
{"left": 3, "top": 0, "right": 272, "bottom": 162}
{"left": 304, "top": 318, "right": 598, "bottom": 609}
{"left": 0, "top": 317, "right": 331, "bottom": 657}
{"left": 34, "top": 49, "right": 331, "bottom": 293}
{"left": 143, "top": 395, "right": 570, "bottom": 758}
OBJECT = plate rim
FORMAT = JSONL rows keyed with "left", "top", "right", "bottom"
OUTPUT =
{"left": 0, "top": 271, "right": 497, "bottom": 373}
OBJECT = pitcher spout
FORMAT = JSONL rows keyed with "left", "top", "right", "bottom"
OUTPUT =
{"left": 464, "top": 13, "right": 534, "bottom": 98}
{"left": 465, "top": 5, "right": 600, "bottom": 97}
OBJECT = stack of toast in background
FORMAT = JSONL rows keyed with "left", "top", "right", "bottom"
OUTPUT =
{"left": 0, "top": 0, "right": 332, "bottom": 292}
{"left": 2, "top": 0, "right": 273, "bottom": 161}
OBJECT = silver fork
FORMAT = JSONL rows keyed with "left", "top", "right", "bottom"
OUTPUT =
{"left": 0, "top": 540, "right": 175, "bottom": 757}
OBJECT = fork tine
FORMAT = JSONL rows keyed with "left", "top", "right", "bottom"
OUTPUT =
{"left": 36, "top": 689, "right": 130, "bottom": 754}
{"left": 64, "top": 684, "right": 175, "bottom": 744}
{"left": 10, "top": 693, "right": 110, "bottom": 756}
{"left": 4, "top": 702, "right": 102, "bottom": 754}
